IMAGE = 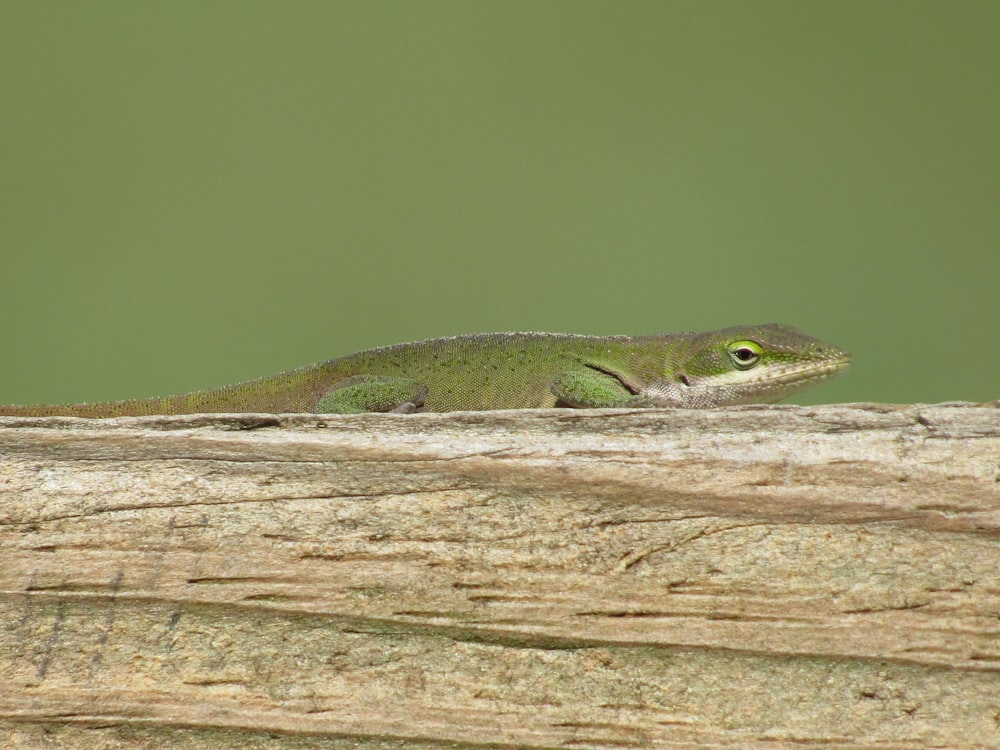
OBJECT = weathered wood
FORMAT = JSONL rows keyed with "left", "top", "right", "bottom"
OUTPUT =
{"left": 1, "top": 403, "right": 998, "bottom": 749}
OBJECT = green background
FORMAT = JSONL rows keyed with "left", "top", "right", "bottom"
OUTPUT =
{"left": 2, "top": 1, "right": 998, "bottom": 406}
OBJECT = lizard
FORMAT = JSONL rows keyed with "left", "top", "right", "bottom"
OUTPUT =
{"left": 0, "top": 324, "right": 849, "bottom": 417}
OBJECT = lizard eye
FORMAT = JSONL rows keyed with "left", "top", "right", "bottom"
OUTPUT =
{"left": 727, "top": 340, "right": 763, "bottom": 369}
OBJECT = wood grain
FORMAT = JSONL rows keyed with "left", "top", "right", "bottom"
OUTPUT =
{"left": 1, "top": 403, "right": 998, "bottom": 748}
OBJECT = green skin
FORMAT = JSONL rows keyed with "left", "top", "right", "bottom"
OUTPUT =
{"left": 0, "top": 324, "right": 850, "bottom": 417}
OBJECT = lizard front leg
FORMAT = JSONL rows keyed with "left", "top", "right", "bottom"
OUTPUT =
{"left": 316, "top": 376, "right": 428, "bottom": 413}
{"left": 550, "top": 369, "right": 663, "bottom": 408}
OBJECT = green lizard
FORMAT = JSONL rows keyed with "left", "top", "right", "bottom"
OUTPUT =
{"left": 0, "top": 324, "right": 849, "bottom": 417}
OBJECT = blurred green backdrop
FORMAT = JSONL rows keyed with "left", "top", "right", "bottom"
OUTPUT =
{"left": 2, "top": 1, "right": 997, "bottom": 406}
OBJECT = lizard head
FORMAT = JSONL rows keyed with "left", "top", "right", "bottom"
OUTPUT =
{"left": 664, "top": 323, "right": 851, "bottom": 407}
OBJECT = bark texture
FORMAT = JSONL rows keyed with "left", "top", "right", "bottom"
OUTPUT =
{"left": 1, "top": 403, "right": 998, "bottom": 749}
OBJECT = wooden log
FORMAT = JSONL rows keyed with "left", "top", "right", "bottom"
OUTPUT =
{"left": 1, "top": 403, "right": 998, "bottom": 748}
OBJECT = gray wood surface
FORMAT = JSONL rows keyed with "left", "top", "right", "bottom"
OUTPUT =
{"left": 1, "top": 403, "right": 998, "bottom": 748}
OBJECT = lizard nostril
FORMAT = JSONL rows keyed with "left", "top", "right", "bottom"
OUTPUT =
{"left": 679, "top": 374, "right": 691, "bottom": 386}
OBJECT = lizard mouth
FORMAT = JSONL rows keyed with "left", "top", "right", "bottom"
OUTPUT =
{"left": 769, "top": 354, "right": 852, "bottom": 385}
{"left": 708, "top": 353, "right": 852, "bottom": 405}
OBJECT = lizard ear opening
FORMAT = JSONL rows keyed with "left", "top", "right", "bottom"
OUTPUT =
{"left": 726, "top": 340, "right": 763, "bottom": 370}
